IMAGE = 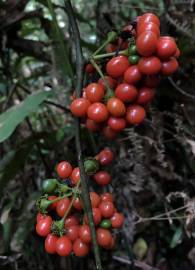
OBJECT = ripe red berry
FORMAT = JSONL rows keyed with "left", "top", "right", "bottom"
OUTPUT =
{"left": 36, "top": 216, "right": 52, "bottom": 237}
{"left": 157, "top": 36, "right": 177, "bottom": 59}
{"left": 136, "top": 87, "right": 155, "bottom": 105}
{"left": 101, "top": 193, "right": 113, "bottom": 203}
{"left": 96, "top": 228, "right": 112, "bottom": 247}
{"left": 66, "top": 225, "right": 79, "bottom": 242}
{"left": 98, "top": 76, "right": 117, "bottom": 89}
{"left": 108, "top": 117, "right": 126, "bottom": 131}
{"left": 143, "top": 75, "right": 161, "bottom": 88}
{"left": 137, "top": 22, "right": 160, "bottom": 37}
{"left": 90, "top": 192, "right": 101, "bottom": 208}
{"left": 73, "top": 197, "right": 83, "bottom": 211}
{"left": 138, "top": 56, "right": 162, "bottom": 75}
{"left": 99, "top": 201, "right": 115, "bottom": 218}
{"left": 70, "top": 98, "right": 91, "bottom": 117}
{"left": 111, "top": 212, "right": 125, "bottom": 228}
{"left": 115, "top": 83, "right": 138, "bottom": 102}
{"left": 56, "top": 236, "right": 72, "bottom": 256}
{"left": 87, "top": 102, "right": 109, "bottom": 122}
{"left": 56, "top": 161, "right": 73, "bottom": 179}
{"left": 64, "top": 215, "right": 79, "bottom": 228}
{"left": 98, "top": 148, "right": 114, "bottom": 165}
{"left": 48, "top": 195, "right": 58, "bottom": 210}
{"left": 73, "top": 238, "right": 89, "bottom": 257}
{"left": 79, "top": 225, "right": 92, "bottom": 243}
{"left": 44, "top": 233, "right": 58, "bottom": 254}
{"left": 85, "top": 63, "right": 95, "bottom": 74}
{"left": 126, "top": 105, "right": 146, "bottom": 125}
{"left": 161, "top": 57, "right": 179, "bottom": 75}
{"left": 107, "top": 97, "right": 126, "bottom": 117}
{"left": 84, "top": 208, "right": 102, "bottom": 225}
{"left": 85, "top": 83, "right": 105, "bottom": 102}
{"left": 56, "top": 198, "right": 71, "bottom": 218}
{"left": 70, "top": 167, "right": 80, "bottom": 185}
{"left": 106, "top": 56, "right": 129, "bottom": 78}
{"left": 94, "top": 171, "right": 112, "bottom": 186}
{"left": 136, "top": 31, "right": 158, "bottom": 56}
{"left": 138, "top": 13, "right": 160, "bottom": 27}
{"left": 124, "top": 65, "right": 142, "bottom": 84}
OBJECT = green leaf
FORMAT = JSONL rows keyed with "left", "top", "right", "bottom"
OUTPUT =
{"left": 46, "top": 0, "right": 73, "bottom": 79}
{"left": 170, "top": 226, "right": 183, "bottom": 248}
{"left": 0, "top": 90, "right": 51, "bottom": 143}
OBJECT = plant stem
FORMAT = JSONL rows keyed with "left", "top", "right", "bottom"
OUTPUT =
{"left": 90, "top": 58, "right": 112, "bottom": 94}
{"left": 93, "top": 49, "right": 128, "bottom": 60}
{"left": 65, "top": 1, "right": 103, "bottom": 269}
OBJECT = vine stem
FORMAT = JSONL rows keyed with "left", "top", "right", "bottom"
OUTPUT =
{"left": 92, "top": 49, "right": 128, "bottom": 60}
{"left": 64, "top": 1, "right": 103, "bottom": 269}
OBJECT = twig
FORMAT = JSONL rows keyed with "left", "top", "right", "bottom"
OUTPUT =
{"left": 168, "top": 77, "right": 195, "bottom": 101}
{"left": 64, "top": 1, "right": 103, "bottom": 270}
{"left": 113, "top": 256, "right": 160, "bottom": 270}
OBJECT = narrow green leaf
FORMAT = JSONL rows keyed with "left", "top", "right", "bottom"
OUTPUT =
{"left": 0, "top": 90, "right": 51, "bottom": 143}
{"left": 46, "top": 0, "right": 73, "bottom": 79}
{"left": 170, "top": 226, "right": 183, "bottom": 248}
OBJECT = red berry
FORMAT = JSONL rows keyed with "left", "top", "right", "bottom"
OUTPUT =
{"left": 79, "top": 225, "right": 92, "bottom": 243}
{"left": 161, "top": 57, "right": 179, "bottom": 75}
{"left": 73, "top": 197, "right": 83, "bottom": 211}
{"left": 124, "top": 65, "right": 142, "bottom": 84}
{"left": 126, "top": 105, "right": 146, "bottom": 125}
{"left": 136, "top": 87, "right": 155, "bottom": 105}
{"left": 85, "top": 63, "right": 95, "bottom": 74}
{"left": 108, "top": 117, "right": 126, "bottom": 131}
{"left": 143, "top": 75, "right": 161, "bottom": 88}
{"left": 36, "top": 213, "right": 45, "bottom": 223}
{"left": 85, "top": 83, "right": 105, "bottom": 102}
{"left": 157, "top": 36, "right": 177, "bottom": 59}
{"left": 70, "top": 98, "right": 91, "bottom": 117}
{"left": 111, "top": 212, "right": 125, "bottom": 228}
{"left": 136, "top": 31, "right": 158, "bottom": 56}
{"left": 115, "top": 83, "right": 138, "bottom": 102}
{"left": 56, "top": 236, "right": 72, "bottom": 256}
{"left": 56, "top": 161, "right": 72, "bottom": 179}
{"left": 64, "top": 215, "right": 79, "bottom": 228}
{"left": 87, "top": 103, "right": 109, "bottom": 122}
{"left": 90, "top": 192, "right": 101, "bottom": 208}
{"left": 106, "top": 56, "right": 129, "bottom": 78}
{"left": 98, "top": 76, "right": 117, "bottom": 89}
{"left": 56, "top": 198, "right": 71, "bottom": 217}
{"left": 107, "top": 97, "right": 126, "bottom": 117}
{"left": 70, "top": 167, "right": 80, "bottom": 185}
{"left": 48, "top": 195, "right": 58, "bottom": 210}
{"left": 101, "top": 193, "right": 113, "bottom": 203}
{"left": 99, "top": 201, "right": 115, "bottom": 218}
{"left": 138, "top": 13, "right": 160, "bottom": 27}
{"left": 94, "top": 171, "right": 112, "bottom": 186}
{"left": 73, "top": 238, "right": 89, "bottom": 257}
{"left": 45, "top": 233, "right": 58, "bottom": 254}
{"left": 36, "top": 216, "right": 52, "bottom": 237}
{"left": 84, "top": 208, "right": 102, "bottom": 225}
{"left": 96, "top": 228, "right": 112, "bottom": 247}
{"left": 66, "top": 225, "right": 79, "bottom": 241}
{"left": 137, "top": 22, "right": 160, "bottom": 37}
{"left": 138, "top": 56, "right": 162, "bottom": 75}
{"left": 98, "top": 148, "right": 114, "bottom": 165}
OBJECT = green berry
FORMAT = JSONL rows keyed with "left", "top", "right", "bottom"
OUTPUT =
{"left": 129, "top": 45, "right": 137, "bottom": 55}
{"left": 84, "top": 158, "right": 99, "bottom": 175}
{"left": 42, "top": 179, "right": 58, "bottom": 193}
{"left": 129, "top": 55, "right": 140, "bottom": 65}
{"left": 100, "top": 219, "right": 112, "bottom": 229}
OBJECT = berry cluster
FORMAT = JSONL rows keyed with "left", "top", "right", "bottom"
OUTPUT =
{"left": 70, "top": 13, "right": 180, "bottom": 139}
{"left": 35, "top": 149, "right": 124, "bottom": 257}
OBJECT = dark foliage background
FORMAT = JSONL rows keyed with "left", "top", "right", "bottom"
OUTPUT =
{"left": 1, "top": 0, "right": 195, "bottom": 269}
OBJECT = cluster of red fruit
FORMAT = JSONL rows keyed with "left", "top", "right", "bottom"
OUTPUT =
{"left": 35, "top": 149, "right": 124, "bottom": 257}
{"left": 70, "top": 13, "right": 180, "bottom": 139}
